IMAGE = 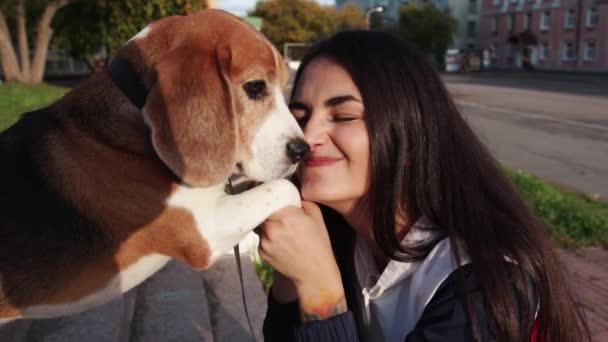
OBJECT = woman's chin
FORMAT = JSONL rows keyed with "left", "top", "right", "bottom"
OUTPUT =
{"left": 301, "top": 188, "right": 332, "bottom": 204}
{"left": 300, "top": 190, "right": 324, "bottom": 203}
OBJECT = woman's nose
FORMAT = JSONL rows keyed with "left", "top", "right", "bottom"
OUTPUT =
{"left": 302, "top": 115, "right": 328, "bottom": 150}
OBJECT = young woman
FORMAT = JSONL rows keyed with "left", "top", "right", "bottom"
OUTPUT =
{"left": 257, "top": 30, "right": 588, "bottom": 342}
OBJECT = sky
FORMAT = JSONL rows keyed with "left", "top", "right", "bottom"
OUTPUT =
{"left": 217, "top": 0, "right": 336, "bottom": 17}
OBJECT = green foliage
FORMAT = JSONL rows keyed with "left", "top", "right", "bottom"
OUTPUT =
{"left": 396, "top": 4, "right": 457, "bottom": 65}
{"left": 0, "top": 0, "right": 56, "bottom": 43}
{"left": 253, "top": 257, "right": 274, "bottom": 292}
{"left": 52, "top": 0, "right": 206, "bottom": 64}
{"left": 332, "top": 4, "right": 366, "bottom": 32}
{"left": 0, "top": 82, "right": 68, "bottom": 131}
{"left": 250, "top": 0, "right": 365, "bottom": 51}
{"left": 506, "top": 168, "right": 608, "bottom": 248}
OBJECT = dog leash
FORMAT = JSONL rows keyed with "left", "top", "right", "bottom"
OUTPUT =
{"left": 226, "top": 178, "right": 258, "bottom": 342}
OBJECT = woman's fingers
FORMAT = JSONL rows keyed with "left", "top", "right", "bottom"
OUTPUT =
{"left": 301, "top": 201, "right": 322, "bottom": 217}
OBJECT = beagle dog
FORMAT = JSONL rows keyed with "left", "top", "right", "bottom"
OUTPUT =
{"left": 0, "top": 10, "right": 308, "bottom": 322}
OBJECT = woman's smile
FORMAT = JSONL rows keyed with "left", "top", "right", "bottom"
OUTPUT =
{"left": 304, "top": 156, "right": 342, "bottom": 167}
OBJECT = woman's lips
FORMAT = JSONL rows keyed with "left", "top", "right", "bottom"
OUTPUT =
{"left": 304, "top": 157, "right": 341, "bottom": 167}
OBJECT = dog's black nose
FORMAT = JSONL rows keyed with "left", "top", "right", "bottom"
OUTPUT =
{"left": 286, "top": 138, "right": 310, "bottom": 163}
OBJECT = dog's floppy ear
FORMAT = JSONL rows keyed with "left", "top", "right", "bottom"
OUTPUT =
{"left": 143, "top": 45, "right": 237, "bottom": 187}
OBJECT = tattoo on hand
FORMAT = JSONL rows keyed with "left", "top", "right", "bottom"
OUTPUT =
{"left": 302, "top": 296, "right": 347, "bottom": 322}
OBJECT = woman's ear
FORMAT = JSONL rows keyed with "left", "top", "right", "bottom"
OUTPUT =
{"left": 143, "top": 45, "right": 237, "bottom": 187}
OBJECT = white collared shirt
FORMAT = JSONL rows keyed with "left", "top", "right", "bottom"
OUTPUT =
{"left": 354, "top": 219, "right": 471, "bottom": 341}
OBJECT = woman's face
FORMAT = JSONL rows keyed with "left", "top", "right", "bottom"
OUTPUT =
{"left": 290, "top": 57, "right": 370, "bottom": 215}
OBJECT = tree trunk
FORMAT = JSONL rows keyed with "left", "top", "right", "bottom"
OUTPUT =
{"left": 28, "top": 0, "right": 70, "bottom": 84}
{"left": 0, "top": 10, "right": 25, "bottom": 82}
{"left": 17, "top": 0, "right": 31, "bottom": 80}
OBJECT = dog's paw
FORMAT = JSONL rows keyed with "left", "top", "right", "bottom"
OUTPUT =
{"left": 258, "top": 179, "right": 301, "bottom": 209}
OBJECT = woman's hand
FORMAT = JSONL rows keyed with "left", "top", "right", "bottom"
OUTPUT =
{"left": 258, "top": 201, "right": 347, "bottom": 321}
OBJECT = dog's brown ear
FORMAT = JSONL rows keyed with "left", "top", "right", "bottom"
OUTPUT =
{"left": 143, "top": 45, "right": 237, "bottom": 187}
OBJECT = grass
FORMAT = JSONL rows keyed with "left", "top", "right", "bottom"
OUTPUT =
{"left": 0, "top": 82, "right": 69, "bottom": 131}
{"left": 506, "top": 168, "right": 608, "bottom": 249}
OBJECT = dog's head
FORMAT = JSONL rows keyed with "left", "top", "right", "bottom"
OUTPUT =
{"left": 117, "top": 10, "right": 307, "bottom": 187}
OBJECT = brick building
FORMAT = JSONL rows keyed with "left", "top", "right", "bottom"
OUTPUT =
{"left": 481, "top": 0, "right": 607, "bottom": 71}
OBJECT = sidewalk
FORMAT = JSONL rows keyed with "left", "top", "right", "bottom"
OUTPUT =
{"left": 558, "top": 247, "right": 608, "bottom": 341}
{"left": 0, "top": 256, "right": 267, "bottom": 342}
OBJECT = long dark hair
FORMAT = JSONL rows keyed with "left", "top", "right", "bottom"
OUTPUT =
{"left": 291, "top": 30, "right": 589, "bottom": 342}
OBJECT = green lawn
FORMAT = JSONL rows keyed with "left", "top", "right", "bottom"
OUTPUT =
{"left": 0, "top": 82, "right": 69, "bottom": 131}
{"left": 506, "top": 168, "right": 608, "bottom": 249}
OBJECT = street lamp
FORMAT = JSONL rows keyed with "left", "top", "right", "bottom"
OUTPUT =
{"left": 366, "top": 6, "right": 384, "bottom": 29}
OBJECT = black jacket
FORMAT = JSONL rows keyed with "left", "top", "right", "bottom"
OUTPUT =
{"left": 263, "top": 264, "right": 537, "bottom": 342}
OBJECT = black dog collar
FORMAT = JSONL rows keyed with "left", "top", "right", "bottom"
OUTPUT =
{"left": 108, "top": 58, "right": 149, "bottom": 110}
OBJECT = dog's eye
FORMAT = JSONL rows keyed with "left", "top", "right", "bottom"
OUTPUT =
{"left": 243, "top": 80, "right": 268, "bottom": 101}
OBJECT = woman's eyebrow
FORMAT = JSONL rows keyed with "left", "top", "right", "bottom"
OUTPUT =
{"left": 324, "top": 95, "right": 362, "bottom": 107}
{"left": 289, "top": 95, "right": 362, "bottom": 111}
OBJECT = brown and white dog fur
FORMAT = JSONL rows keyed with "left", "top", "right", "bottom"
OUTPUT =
{"left": 0, "top": 10, "right": 306, "bottom": 322}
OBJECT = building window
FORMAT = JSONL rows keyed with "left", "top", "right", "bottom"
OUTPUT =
{"left": 584, "top": 41, "right": 596, "bottom": 61}
{"left": 492, "top": 16, "right": 498, "bottom": 33}
{"left": 467, "top": 21, "right": 476, "bottom": 38}
{"left": 469, "top": 0, "right": 477, "bottom": 13}
{"left": 508, "top": 14, "right": 515, "bottom": 32}
{"left": 586, "top": 7, "right": 598, "bottom": 28}
{"left": 490, "top": 43, "right": 498, "bottom": 59}
{"left": 562, "top": 41, "right": 574, "bottom": 60}
{"left": 565, "top": 9, "right": 576, "bottom": 28}
{"left": 523, "top": 13, "right": 532, "bottom": 30}
{"left": 539, "top": 42, "right": 550, "bottom": 60}
{"left": 541, "top": 11, "right": 551, "bottom": 30}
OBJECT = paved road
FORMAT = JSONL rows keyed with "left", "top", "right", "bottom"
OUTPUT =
{"left": 444, "top": 72, "right": 608, "bottom": 200}
{"left": 447, "top": 73, "right": 608, "bottom": 340}
{"left": 443, "top": 71, "right": 608, "bottom": 98}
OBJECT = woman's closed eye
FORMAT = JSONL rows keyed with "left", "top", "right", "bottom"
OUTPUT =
{"left": 332, "top": 115, "right": 359, "bottom": 123}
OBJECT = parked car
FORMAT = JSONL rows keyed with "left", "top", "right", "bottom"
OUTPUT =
{"left": 445, "top": 49, "right": 464, "bottom": 73}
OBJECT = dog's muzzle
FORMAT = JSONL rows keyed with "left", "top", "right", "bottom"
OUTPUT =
{"left": 286, "top": 138, "right": 310, "bottom": 164}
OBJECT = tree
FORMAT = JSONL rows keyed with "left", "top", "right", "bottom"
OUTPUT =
{"left": 53, "top": 0, "right": 206, "bottom": 71}
{"left": 0, "top": 0, "right": 206, "bottom": 84}
{"left": 0, "top": 0, "right": 71, "bottom": 84}
{"left": 250, "top": 0, "right": 365, "bottom": 51}
{"left": 333, "top": 3, "right": 366, "bottom": 32}
{"left": 396, "top": 4, "right": 457, "bottom": 65}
